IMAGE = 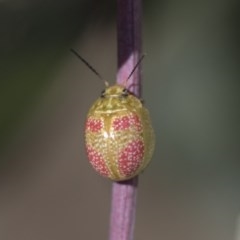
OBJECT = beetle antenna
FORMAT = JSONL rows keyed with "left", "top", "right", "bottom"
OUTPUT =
{"left": 124, "top": 54, "right": 145, "bottom": 87}
{"left": 70, "top": 48, "right": 109, "bottom": 87}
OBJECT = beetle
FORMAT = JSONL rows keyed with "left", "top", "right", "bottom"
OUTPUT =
{"left": 71, "top": 49, "right": 155, "bottom": 181}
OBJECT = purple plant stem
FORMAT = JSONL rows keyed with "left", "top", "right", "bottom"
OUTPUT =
{"left": 109, "top": 0, "right": 142, "bottom": 240}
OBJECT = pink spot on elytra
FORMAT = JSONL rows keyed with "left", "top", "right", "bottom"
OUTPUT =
{"left": 113, "top": 116, "right": 130, "bottom": 130}
{"left": 86, "top": 118, "right": 103, "bottom": 132}
{"left": 113, "top": 114, "right": 142, "bottom": 131}
{"left": 129, "top": 114, "right": 142, "bottom": 131}
{"left": 86, "top": 145, "right": 109, "bottom": 177}
{"left": 118, "top": 140, "right": 144, "bottom": 177}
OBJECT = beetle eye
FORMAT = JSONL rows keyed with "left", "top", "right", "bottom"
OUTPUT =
{"left": 122, "top": 88, "right": 129, "bottom": 97}
{"left": 101, "top": 90, "right": 105, "bottom": 98}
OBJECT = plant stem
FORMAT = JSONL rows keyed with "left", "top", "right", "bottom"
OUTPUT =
{"left": 109, "top": 0, "right": 142, "bottom": 240}
{"left": 109, "top": 178, "right": 138, "bottom": 240}
{"left": 116, "top": 0, "right": 142, "bottom": 96}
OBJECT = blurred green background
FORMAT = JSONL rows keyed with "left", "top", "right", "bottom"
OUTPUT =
{"left": 0, "top": 0, "right": 240, "bottom": 239}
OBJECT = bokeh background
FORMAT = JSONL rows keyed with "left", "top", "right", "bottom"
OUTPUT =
{"left": 1, "top": 0, "right": 240, "bottom": 239}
